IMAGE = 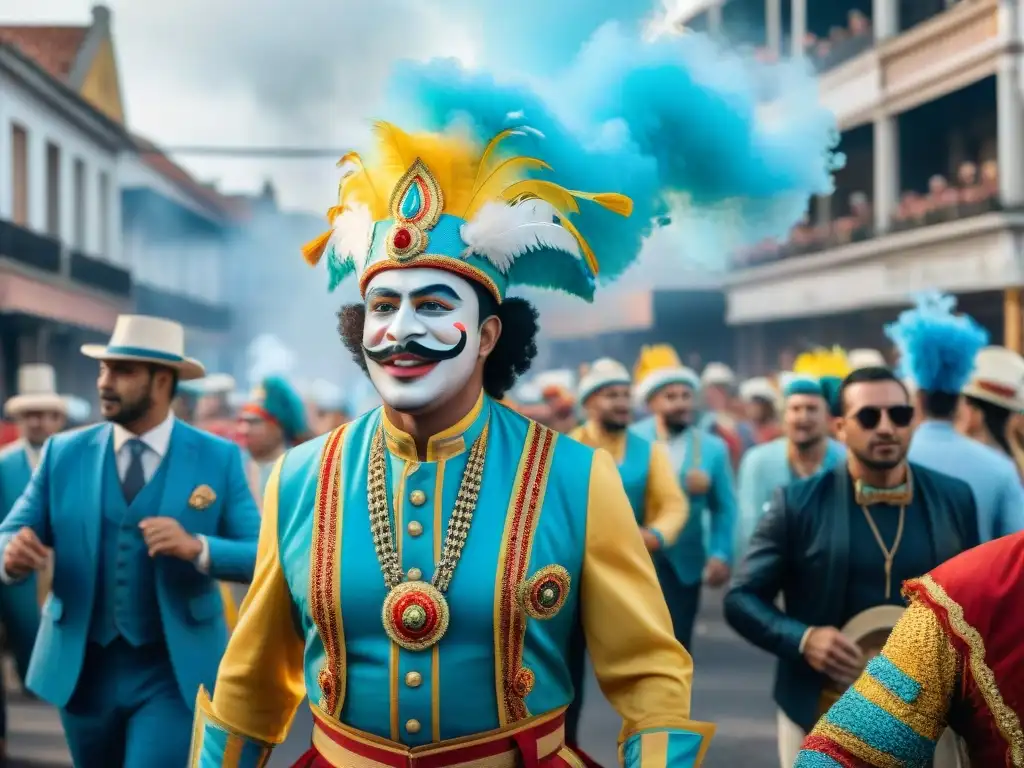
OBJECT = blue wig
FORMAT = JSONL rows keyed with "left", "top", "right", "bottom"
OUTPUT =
{"left": 386, "top": 23, "right": 841, "bottom": 279}
{"left": 884, "top": 292, "right": 989, "bottom": 394}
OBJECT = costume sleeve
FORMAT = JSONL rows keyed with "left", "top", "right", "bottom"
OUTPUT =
{"left": 582, "top": 449, "right": 715, "bottom": 768}
{"left": 995, "top": 471, "right": 1024, "bottom": 540}
{"left": 795, "top": 599, "right": 959, "bottom": 768}
{"left": 735, "top": 449, "right": 760, "bottom": 552}
{"left": 642, "top": 443, "right": 688, "bottom": 547}
{"left": 204, "top": 444, "right": 262, "bottom": 583}
{"left": 706, "top": 442, "right": 737, "bottom": 565}
{"left": 189, "top": 457, "right": 306, "bottom": 767}
{"left": 723, "top": 491, "right": 808, "bottom": 662}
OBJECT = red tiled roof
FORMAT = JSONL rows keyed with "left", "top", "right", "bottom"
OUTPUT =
{"left": 0, "top": 25, "right": 87, "bottom": 80}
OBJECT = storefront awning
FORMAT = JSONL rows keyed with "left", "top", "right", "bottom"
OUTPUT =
{"left": 0, "top": 270, "right": 125, "bottom": 332}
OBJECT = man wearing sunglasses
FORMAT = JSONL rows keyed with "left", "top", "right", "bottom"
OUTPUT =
{"left": 725, "top": 366, "right": 978, "bottom": 768}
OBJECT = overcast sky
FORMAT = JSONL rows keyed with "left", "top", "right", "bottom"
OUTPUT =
{"left": 0, "top": 0, "right": 676, "bottom": 214}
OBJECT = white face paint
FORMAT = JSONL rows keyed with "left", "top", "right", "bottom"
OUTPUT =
{"left": 362, "top": 268, "right": 483, "bottom": 412}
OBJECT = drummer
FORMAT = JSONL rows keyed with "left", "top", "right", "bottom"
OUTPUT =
{"left": 723, "top": 365, "right": 978, "bottom": 767}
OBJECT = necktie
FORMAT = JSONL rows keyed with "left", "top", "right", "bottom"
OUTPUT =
{"left": 122, "top": 439, "right": 147, "bottom": 504}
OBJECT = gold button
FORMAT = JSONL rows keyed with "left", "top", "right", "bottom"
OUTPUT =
{"left": 405, "top": 719, "right": 421, "bottom": 734}
{"left": 407, "top": 567, "right": 423, "bottom": 581}
{"left": 405, "top": 671, "right": 422, "bottom": 688}
{"left": 407, "top": 521, "right": 424, "bottom": 537}
{"left": 409, "top": 489, "right": 427, "bottom": 506}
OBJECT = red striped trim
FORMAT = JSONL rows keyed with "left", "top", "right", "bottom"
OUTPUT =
{"left": 240, "top": 403, "right": 279, "bottom": 425}
{"left": 310, "top": 426, "right": 347, "bottom": 715}
{"left": 311, "top": 712, "right": 564, "bottom": 768}
{"left": 976, "top": 379, "right": 1018, "bottom": 399}
{"left": 801, "top": 735, "right": 871, "bottom": 767}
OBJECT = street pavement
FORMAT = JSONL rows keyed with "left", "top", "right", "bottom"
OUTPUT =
{"left": 3, "top": 589, "right": 778, "bottom": 767}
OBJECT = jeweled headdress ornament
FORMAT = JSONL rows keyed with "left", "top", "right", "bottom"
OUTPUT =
{"left": 301, "top": 121, "right": 633, "bottom": 303}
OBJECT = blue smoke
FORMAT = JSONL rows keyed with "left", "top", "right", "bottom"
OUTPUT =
{"left": 885, "top": 291, "right": 989, "bottom": 394}
{"left": 387, "top": 23, "right": 840, "bottom": 281}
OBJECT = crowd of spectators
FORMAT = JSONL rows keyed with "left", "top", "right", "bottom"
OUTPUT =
{"left": 732, "top": 160, "right": 1002, "bottom": 269}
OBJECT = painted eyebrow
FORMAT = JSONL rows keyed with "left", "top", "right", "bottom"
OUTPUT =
{"left": 365, "top": 288, "right": 401, "bottom": 301}
{"left": 410, "top": 284, "right": 461, "bottom": 302}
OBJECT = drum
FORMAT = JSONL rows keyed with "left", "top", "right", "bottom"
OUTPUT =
{"left": 816, "top": 605, "right": 966, "bottom": 767}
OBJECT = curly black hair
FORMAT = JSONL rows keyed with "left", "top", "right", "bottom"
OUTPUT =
{"left": 337, "top": 281, "right": 539, "bottom": 400}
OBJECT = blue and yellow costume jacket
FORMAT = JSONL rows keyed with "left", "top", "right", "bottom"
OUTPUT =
{"left": 567, "top": 420, "right": 688, "bottom": 547}
{"left": 192, "top": 395, "right": 715, "bottom": 767}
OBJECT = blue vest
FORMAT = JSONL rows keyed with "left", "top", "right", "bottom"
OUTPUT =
{"left": 617, "top": 431, "right": 652, "bottom": 526}
{"left": 88, "top": 442, "right": 168, "bottom": 647}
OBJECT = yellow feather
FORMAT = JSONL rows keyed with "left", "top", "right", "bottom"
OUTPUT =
{"left": 793, "top": 347, "right": 851, "bottom": 378}
{"left": 500, "top": 180, "right": 581, "bottom": 215}
{"left": 476, "top": 128, "right": 526, "bottom": 176}
{"left": 463, "top": 156, "right": 552, "bottom": 218}
{"left": 301, "top": 229, "right": 332, "bottom": 266}
{"left": 371, "top": 121, "right": 421, "bottom": 175}
{"left": 571, "top": 191, "right": 633, "bottom": 217}
{"left": 553, "top": 213, "right": 599, "bottom": 275}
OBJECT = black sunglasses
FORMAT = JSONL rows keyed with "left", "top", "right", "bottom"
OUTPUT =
{"left": 852, "top": 405, "right": 914, "bottom": 430}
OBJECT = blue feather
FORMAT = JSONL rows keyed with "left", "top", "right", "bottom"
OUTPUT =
{"left": 387, "top": 24, "right": 840, "bottom": 282}
{"left": 884, "top": 291, "right": 989, "bottom": 393}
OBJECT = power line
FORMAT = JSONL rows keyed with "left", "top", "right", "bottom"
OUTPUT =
{"left": 140, "top": 147, "right": 347, "bottom": 159}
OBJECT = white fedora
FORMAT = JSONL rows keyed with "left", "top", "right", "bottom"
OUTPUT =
{"left": 81, "top": 315, "right": 205, "bottom": 380}
{"left": 962, "top": 345, "right": 1024, "bottom": 412}
{"left": 4, "top": 364, "right": 68, "bottom": 417}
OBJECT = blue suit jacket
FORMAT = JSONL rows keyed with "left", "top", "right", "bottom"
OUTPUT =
{"left": 0, "top": 420, "right": 261, "bottom": 709}
{"left": 632, "top": 418, "right": 738, "bottom": 584}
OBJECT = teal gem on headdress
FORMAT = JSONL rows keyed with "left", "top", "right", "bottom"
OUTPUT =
{"left": 399, "top": 183, "right": 423, "bottom": 220}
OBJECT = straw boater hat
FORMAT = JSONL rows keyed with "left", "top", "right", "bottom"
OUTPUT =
{"left": 577, "top": 358, "right": 631, "bottom": 404}
{"left": 4, "top": 364, "right": 68, "bottom": 417}
{"left": 81, "top": 315, "right": 205, "bottom": 381}
{"left": 962, "top": 345, "right": 1024, "bottom": 412}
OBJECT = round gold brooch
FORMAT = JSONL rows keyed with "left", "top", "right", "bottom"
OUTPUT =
{"left": 382, "top": 580, "right": 450, "bottom": 651}
{"left": 520, "top": 564, "right": 571, "bottom": 620}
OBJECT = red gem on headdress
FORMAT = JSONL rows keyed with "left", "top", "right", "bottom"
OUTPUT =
{"left": 393, "top": 228, "right": 412, "bottom": 250}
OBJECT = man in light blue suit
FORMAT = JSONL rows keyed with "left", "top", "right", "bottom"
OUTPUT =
{"left": 631, "top": 345, "right": 739, "bottom": 651}
{"left": 736, "top": 376, "right": 846, "bottom": 552}
{"left": 0, "top": 315, "right": 260, "bottom": 768}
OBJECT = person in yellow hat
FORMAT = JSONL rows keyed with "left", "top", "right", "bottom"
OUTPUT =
{"left": 632, "top": 345, "right": 738, "bottom": 652}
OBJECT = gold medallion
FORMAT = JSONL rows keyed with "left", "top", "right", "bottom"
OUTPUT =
{"left": 381, "top": 580, "right": 450, "bottom": 652}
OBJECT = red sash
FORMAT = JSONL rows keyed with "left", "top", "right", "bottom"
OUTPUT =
{"left": 904, "top": 532, "right": 1024, "bottom": 767}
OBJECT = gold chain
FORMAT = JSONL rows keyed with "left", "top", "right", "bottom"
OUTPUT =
{"left": 859, "top": 504, "right": 906, "bottom": 600}
{"left": 367, "top": 423, "right": 488, "bottom": 592}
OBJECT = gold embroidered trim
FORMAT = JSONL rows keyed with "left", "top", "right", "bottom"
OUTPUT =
{"left": 493, "top": 423, "right": 558, "bottom": 725}
{"left": 519, "top": 564, "right": 571, "bottom": 621}
{"left": 918, "top": 574, "right": 1024, "bottom": 766}
{"left": 310, "top": 426, "right": 348, "bottom": 716}
{"left": 359, "top": 256, "right": 502, "bottom": 304}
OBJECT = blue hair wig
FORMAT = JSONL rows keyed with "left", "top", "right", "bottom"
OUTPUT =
{"left": 884, "top": 292, "right": 989, "bottom": 394}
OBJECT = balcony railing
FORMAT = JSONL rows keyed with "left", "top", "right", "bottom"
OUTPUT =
{"left": 69, "top": 250, "right": 133, "bottom": 297}
{"left": 0, "top": 219, "right": 61, "bottom": 273}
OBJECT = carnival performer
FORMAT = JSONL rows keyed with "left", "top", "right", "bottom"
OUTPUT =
{"left": 565, "top": 358, "right": 690, "bottom": 747}
{"left": 533, "top": 370, "right": 580, "bottom": 434}
{"left": 307, "top": 379, "right": 351, "bottom": 435}
{"left": 0, "top": 364, "right": 67, "bottom": 758}
{"left": 796, "top": 528, "right": 1024, "bottom": 767}
{"left": 238, "top": 374, "right": 309, "bottom": 494}
{"left": 725, "top": 366, "right": 979, "bottom": 767}
{"left": 958, "top": 344, "right": 1024, "bottom": 482}
{"left": 632, "top": 345, "right": 737, "bottom": 651}
{"left": 889, "top": 292, "right": 1024, "bottom": 542}
{"left": 738, "top": 377, "right": 782, "bottom": 445}
{"left": 0, "top": 315, "right": 261, "bottom": 768}
{"left": 189, "top": 120, "right": 717, "bottom": 768}
{"left": 698, "top": 362, "right": 746, "bottom": 465}
{"left": 735, "top": 374, "right": 845, "bottom": 552}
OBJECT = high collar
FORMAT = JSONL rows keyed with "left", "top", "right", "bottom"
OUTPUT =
{"left": 382, "top": 391, "right": 489, "bottom": 462}
{"left": 579, "top": 420, "right": 628, "bottom": 456}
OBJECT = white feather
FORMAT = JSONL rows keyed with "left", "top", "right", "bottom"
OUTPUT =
{"left": 461, "top": 200, "right": 581, "bottom": 273}
{"left": 326, "top": 203, "right": 374, "bottom": 273}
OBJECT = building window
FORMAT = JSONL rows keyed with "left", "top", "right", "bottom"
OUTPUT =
{"left": 98, "top": 171, "right": 110, "bottom": 257}
{"left": 11, "top": 124, "right": 28, "bottom": 227}
{"left": 45, "top": 142, "right": 61, "bottom": 238}
{"left": 73, "top": 158, "right": 86, "bottom": 249}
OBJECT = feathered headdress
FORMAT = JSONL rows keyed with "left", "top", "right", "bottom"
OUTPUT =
{"left": 301, "top": 121, "right": 632, "bottom": 303}
{"left": 792, "top": 346, "right": 851, "bottom": 379}
{"left": 885, "top": 291, "right": 989, "bottom": 394}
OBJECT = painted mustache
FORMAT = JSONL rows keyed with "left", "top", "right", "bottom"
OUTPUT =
{"left": 363, "top": 328, "right": 467, "bottom": 364}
